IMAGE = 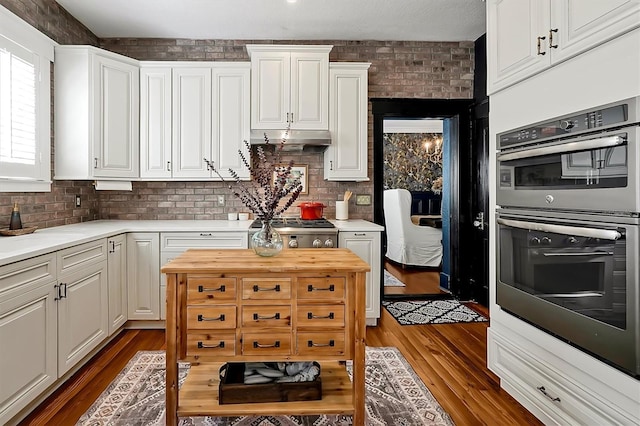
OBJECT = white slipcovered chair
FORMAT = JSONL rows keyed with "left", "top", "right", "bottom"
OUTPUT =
{"left": 383, "top": 188, "right": 443, "bottom": 267}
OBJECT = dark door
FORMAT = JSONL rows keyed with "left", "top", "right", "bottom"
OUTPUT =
{"left": 463, "top": 100, "right": 489, "bottom": 305}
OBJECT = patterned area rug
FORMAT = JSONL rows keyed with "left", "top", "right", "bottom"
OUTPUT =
{"left": 383, "top": 299, "right": 488, "bottom": 325}
{"left": 383, "top": 269, "right": 406, "bottom": 287}
{"left": 77, "top": 348, "right": 453, "bottom": 426}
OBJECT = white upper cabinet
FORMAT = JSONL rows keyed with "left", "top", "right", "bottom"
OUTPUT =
{"left": 140, "top": 66, "right": 172, "bottom": 179}
{"left": 54, "top": 46, "right": 139, "bottom": 180}
{"left": 247, "top": 45, "right": 331, "bottom": 130}
{"left": 487, "top": 0, "right": 640, "bottom": 94}
{"left": 324, "top": 63, "right": 370, "bottom": 181}
{"left": 139, "top": 62, "right": 250, "bottom": 180}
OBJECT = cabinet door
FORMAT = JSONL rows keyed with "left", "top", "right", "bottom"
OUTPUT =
{"left": 290, "top": 52, "right": 329, "bottom": 130}
{"left": 212, "top": 65, "right": 251, "bottom": 180}
{"left": 325, "top": 64, "right": 369, "bottom": 181}
{"left": 172, "top": 68, "right": 212, "bottom": 178}
{"left": 107, "top": 234, "right": 127, "bottom": 335}
{"left": 92, "top": 54, "right": 139, "bottom": 178}
{"left": 140, "top": 67, "right": 172, "bottom": 178}
{"left": 487, "top": 0, "right": 551, "bottom": 94}
{"left": 0, "top": 282, "right": 57, "bottom": 424}
{"left": 338, "top": 232, "right": 381, "bottom": 323}
{"left": 551, "top": 0, "right": 640, "bottom": 63}
{"left": 127, "top": 233, "right": 160, "bottom": 320}
{"left": 57, "top": 261, "right": 108, "bottom": 376}
{"left": 250, "top": 52, "right": 290, "bottom": 129}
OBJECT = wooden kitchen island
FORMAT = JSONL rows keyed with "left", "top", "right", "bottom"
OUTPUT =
{"left": 161, "top": 248, "right": 370, "bottom": 425}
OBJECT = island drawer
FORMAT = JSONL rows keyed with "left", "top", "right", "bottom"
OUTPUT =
{"left": 187, "top": 306, "right": 236, "bottom": 329}
{"left": 241, "top": 332, "right": 292, "bottom": 356}
{"left": 187, "top": 276, "right": 236, "bottom": 302}
{"left": 297, "top": 277, "right": 345, "bottom": 300}
{"left": 297, "top": 304, "right": 345, "bottom": 327}
{"left": 297, "top": 331, "right": 346, "bottom": 356}
{"left": 241, "top": 305, "right": 292, "bottom": 327}
{"left": 242, "top": 278, "right": 291, "bottom": 300}
{"left": 187, "top": 331, "right": 236, "bottom": 356}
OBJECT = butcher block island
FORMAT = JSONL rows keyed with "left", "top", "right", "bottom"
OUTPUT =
{"left": 162, "top": 248, "right": 371, "bottom": 425}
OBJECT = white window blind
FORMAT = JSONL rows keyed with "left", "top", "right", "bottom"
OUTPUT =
{"left": 0, "top": 40, "right": 37, "bottom": 173}
{"left": 0, "top": 5, "right": 54, "bottom": 192}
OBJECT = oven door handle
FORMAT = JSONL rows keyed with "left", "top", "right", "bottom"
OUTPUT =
{"left": 542, "top": 251, "right": 614, "bottom": 257}
{"left": 497, "top": 218, "right": 622, "bottom": 240}
{"left": 497, "top": 135, "right": 625, "bottom": 161}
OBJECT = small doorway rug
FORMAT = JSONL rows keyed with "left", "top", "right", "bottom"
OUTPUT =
{"left": 383, "top": 299, "right": 488, "bottom": 325}
{"left": 383, "top": 269, "right": 406, "bottom": 287}
{"left": 77, "top": 347, "right": 454, "bottom": 426}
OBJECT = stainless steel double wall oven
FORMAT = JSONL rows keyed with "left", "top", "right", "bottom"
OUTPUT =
{"left": 496, "top": 97, "right": 640, "bottom": 378}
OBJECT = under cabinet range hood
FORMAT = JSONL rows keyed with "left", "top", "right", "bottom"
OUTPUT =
{"left": 250, "top": 129, "right": 332, "bottom": 150}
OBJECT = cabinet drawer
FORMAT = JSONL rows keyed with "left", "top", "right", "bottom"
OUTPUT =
{"left": 187, "top": 276, "right": 236, "bottom": 302}
{"left": 492, "top": 336, "right": 623, "bottom": 425}
{"left": 297, "top": 304, "right": 345, "bottom": 327}
{"left": 241, "top": 332, "right": 291, "bottom": 356}
{"left": 0, "top": 253, "right": 56, "bottom": 295}
{"left": 297, "top": 277, "right": 345, "bottom": 300}
{"left": 161, "top": 232, "right": 247, "bottom": 250}
{"left": 297, "top": 331, "right": 346, "bottom": 356}
{"left": 241, "top": 305, "right": 291, "bottom": 327}
{"left": 187, "top": 306, "right": 236, "bottom": 329}
{"left": 187, "top": 331, "right": 236, "bottom": 356}
{"left": 57, "top": 239, "right": 107, "bottom": 276}
{"left": 242, "top": 278, "right": 291, "bottom": 300}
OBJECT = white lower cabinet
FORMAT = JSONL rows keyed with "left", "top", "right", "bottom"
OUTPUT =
{"left": 56, "top": 241, "right": 109, "bottom": 376}
{"left": 127, "top": 233, "right": 160, "bottom": 320}
{"left": 107, "top": 234, "right": 127, "bottom": 334}
{"left": 338, "top": 231, "right": 381, "bottom": 325}
{"left": 0, "top": 254, "right": 57, "bottom": 425}
{"left": 488, "top": 326, "right": 639, "bottom": 425}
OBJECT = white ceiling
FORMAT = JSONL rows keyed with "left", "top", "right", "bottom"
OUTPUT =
{"left": 55, "top": 0, "right": 486, "bottom": 41}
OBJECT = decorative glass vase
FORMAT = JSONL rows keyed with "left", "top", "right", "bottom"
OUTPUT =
{"left": 251, "top": 220, "right": 283, "bottom": 257}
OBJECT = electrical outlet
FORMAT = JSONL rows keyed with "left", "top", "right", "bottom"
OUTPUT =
{"left": 217, "top": 195, "right": 225, "bottom": 206}
{"left": 75, "top": 195, "right": 81, "bottom": 207}
{"left": 355, "top": 194, "right": 371, "bottom": 206}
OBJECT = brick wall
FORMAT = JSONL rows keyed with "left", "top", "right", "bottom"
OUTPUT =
{"left": 97, "top": 39, "right": 474, "bottom": 221}
{"left": 0, "top": 0, "right": 474, "bottom": 227}
{"left": 0, "top": 0, "right": 99, "bottom": 229}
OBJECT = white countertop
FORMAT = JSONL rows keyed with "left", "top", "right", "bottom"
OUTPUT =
{"left": 0, "top": 219, "right": 383, "bottom": 266}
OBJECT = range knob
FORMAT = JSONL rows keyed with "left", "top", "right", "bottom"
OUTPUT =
{"left": 561, "top": 120, "right": 575, "bottom": 130}
{"left": 567, "top": 236, "right": 579, "bottom": 244}
{"left": 541, "top": 236, "right": 552, "bottom": 245}
{"left": 312, "top": 238, "right": 323, "bottom": 248}
{"left": 324, "top": 239, "right": 334, "bottom": 248}
{"left": 529, "top": 237, "right": 541, "bottom": 246}
{"left": 288, "top": 239, "right": 298, "bottom": 248}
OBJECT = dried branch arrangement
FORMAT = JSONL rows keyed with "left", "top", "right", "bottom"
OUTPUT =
{"left": 204, "top": 131, "right": 303, "bottom": 221}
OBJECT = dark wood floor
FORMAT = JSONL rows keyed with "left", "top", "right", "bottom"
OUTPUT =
{"left": 19, "top": 314, "right": 541, "bottom": 425}
{"left": 383, "top": 260, "right": 448, "bottom": 296}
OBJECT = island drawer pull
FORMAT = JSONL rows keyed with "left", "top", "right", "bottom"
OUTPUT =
{"left": 308, "top": 312, "right": 334, "bottom": 320}
{"left": 307, "top": 284, "right": 334, "bottom": 292}
{"left": 198, "top": 314, "right": 225, "bottom": 322}
{"left": 253, "top": 284, "right": 281, "bottom": 292}
{"left": 537, "top": 386, "right": 561, "bottom": 403}
{"left": 253, "top": 312, "right": 280, "bottom": 320}
{"left": 198, "top": 341, "right": 225, "bottom": 349}
{"left": 253, "top": 340, "right": 280, "bottom": 348}
{"left": 198, "top": 285, "right": 225, "bottom": 293}
{"left": 308, "top": 340, "right": 335, "bottom": 347}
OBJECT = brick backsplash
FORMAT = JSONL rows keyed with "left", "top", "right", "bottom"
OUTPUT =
{"left": 0, "top": 0, "right": 474, "bottom": 228}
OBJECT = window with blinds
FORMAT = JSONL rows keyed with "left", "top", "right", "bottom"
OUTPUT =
{"left": 0, "top": 6, "right": 53, "bottom": 192}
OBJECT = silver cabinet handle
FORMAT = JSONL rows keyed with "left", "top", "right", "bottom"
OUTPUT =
{"left": 536, "top": 36, "right": 546, "bottom": 55}
{"left": 198, "top": 285, "right": 225, "bottom": 293}
{"left": 253, "top": 341, "right": 280, "bottom": 348}
{"left": 307, "top": 312, "right": 334, "bottom": 320}
{"left": 549, "top": 28, "right": 558, "bottom": 49}
{"left": 167, "top": 161, "right": 171, "bottom": 171}
{"left": 253, "top": 312, "right": 281, "bottom": 320}
{"left": 307, "top": 284, "right": 334, "bottom": 292}
{"left": 198, "top": 341, "right": 225, "bottom": 349}
{"left": 55, "top": 283, "right": 67, "bottom": 300}
{"left": 93, "top": 157, "right": 98, "bottom": 168}
{"left": 308, "top": 340, "right": 334, "bottom": 347}
{"left": 197, "top": 314, "right": 225, "bottom": 322}
{"left": 253, "top": 284, "right": 280, "bottom": 292}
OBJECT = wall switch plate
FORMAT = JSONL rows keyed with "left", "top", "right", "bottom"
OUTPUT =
{"left": 75, "top": 195, "right": 81, "bottom": 207}
{"left": 355, "top": 194, "right": 371, "bottom": 206}
{"left": 217, "top": 195, "right": 225, "bottom": 206}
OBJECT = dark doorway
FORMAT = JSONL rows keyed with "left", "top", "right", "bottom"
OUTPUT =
{"left": 372, "top": 98, "right": 473, "bottom": 301}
